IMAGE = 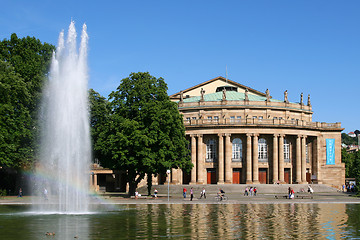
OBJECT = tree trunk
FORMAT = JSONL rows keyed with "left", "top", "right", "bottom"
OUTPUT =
{"left": 147, "top": 173, "right": 153, "bottom": 196}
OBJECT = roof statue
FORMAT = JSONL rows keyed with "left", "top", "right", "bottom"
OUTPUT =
{"left": 200, "top": 88, "right": 205, "bottom": 101}
{"left": 284, "top": 90, "right": 289, "bottom": 103}
{"left": 300, "top": 93, "right": 304, "bottom": 105}
{"left": 180, "top": 91, "right": 184, "bottom": 103}
{"left": 245, "top": 88, "right": 249, "bottom": 101}
{"left": 222, "top": 88, "right": 226, "bottom": 101}
{"left": 265, "top": 89, "right": 270, "bottom": 102}
{"left": 307, "top": 94, "right": 311, "bottom": 107}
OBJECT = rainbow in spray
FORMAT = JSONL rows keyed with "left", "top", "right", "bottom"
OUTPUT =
{"left": 36, "top": 21, "right": 91, "bottom": 213}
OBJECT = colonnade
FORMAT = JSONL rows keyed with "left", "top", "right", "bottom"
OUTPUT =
{"left": 188, "top": 133, "right": 311, "bottom": 184}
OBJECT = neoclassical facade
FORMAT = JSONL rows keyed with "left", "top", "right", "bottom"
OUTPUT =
{"left": 166, "top": 76, "right": 345, "bottom": 187}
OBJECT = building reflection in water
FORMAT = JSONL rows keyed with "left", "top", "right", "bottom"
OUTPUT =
{"left": 109, "top": 203, "right": 349, "bottom": 239}
{"left": 0, "top": 204, "right": 354, "bottom": 239}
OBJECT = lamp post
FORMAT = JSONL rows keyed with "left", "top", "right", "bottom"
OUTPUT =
{"left": 167, "top": 169, "right": 171, "bottom": 202}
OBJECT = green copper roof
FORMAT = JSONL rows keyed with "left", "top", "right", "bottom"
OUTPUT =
{"left": 182, "top": 91, "right": 284, "bottom": 103}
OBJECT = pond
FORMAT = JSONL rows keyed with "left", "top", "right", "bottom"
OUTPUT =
{"left": 0, "top": 203, "right": 359, "bottom": 239}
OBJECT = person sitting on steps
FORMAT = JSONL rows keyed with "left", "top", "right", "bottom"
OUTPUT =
{"left": 218, "top": 188, "right": 225, "bottom": 201}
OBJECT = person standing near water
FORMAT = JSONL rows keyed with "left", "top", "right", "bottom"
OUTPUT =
{"left": 190, "top": 187, "right": 194, "bottom": 201}
{"left": 183, "top": 187, "right": 187, "bottom": 198}
{"left": 154, "top": 188, "right": 158, "bottom": 198}
{"left": 17, "top": 188, "right": 22, "bottom": 198}
{"left": 43, "top": 188, "right": 48, "bottom": 200}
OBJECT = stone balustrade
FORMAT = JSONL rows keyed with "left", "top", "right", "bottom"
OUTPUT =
{"left": 183, "top": 118, "right": 342, "bottom": 130}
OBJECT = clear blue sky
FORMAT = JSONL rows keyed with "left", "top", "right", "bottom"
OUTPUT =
{"left": 1, "top": 1, "right": 359, "bottom": 133}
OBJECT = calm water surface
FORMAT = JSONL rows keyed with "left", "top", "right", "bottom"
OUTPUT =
{"left": 0, "top": 203, "right": 359, "bottom": 239}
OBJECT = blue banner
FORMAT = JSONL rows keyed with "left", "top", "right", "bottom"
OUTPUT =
{"left": 326, "top": 139, "right": 335, "bottom": 165}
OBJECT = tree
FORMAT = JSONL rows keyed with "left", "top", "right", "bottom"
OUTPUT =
{"left": 96, "top": 72, "right": 191, "bottom": 195}
{"left": 341, "top": 133, "right": 357, "bottom": 146}
{"left": 0, "top": 34, "right": 55, "bottom": 169}
{"left": 342, "top": 148, "right": 354, "bottom": 178}
{"left": 88, "top": 89, "right": 109, "bottom": 162}
{"left": 0, "top": 61, "right": 31, "bottom": 168}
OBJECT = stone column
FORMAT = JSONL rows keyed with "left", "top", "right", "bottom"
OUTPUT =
{"left": 253, "top": 134, "right": 260, "bottom": 184}
{"left": 190, "top": 135, "right": 197, "bottom": 184}
{"left": 301, "top": 136, "right": 307, "bottom": 183}
{"left": 197, "top": 134, "right": 204, "bottom": 184}
{"left": 273, "top": 134, "right": 279, "bottom": 183}
{"left": 94, "top": 174, "right": 98, "bottom": 192}
{"left": 315, "top": 136, "right": 322, "bottom": 183}
{"left": 225, "top": 134, "right": 232, "bottom": 183}
{"left": 217, "top": 133, "right": 224, "bottom": 184}
{"left": 246, "top": 134, "right": 252, "bottom": 184}
{"left": 279, "top": 135, "right": 285, "bottom": 183}
{"left": 296, "top": 135, "right": 302, "bottom": 183}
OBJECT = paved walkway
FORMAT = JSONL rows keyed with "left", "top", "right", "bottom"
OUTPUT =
{"left": 1, "top": 192, "right": 360, "bottom": 205}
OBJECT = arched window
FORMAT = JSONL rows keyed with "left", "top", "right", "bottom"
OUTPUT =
{"left": 206, "top": 139, "right": 217, "bottom": 162}
{"left": 232, "top": 138, "right": 242, "bottom": 162}
{"left": 284, "top": 138, "right": 290, "bottom": 162}
{"left": 258, "top": 138, "right": 268, "bottom": 162}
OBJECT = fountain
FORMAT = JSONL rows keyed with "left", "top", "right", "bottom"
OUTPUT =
{"left": 35, "top": 21, "right": 91, "bottom": 213}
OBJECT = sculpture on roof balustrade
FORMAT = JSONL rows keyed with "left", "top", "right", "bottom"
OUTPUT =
{"left": 284, "top": 90, "right": 289, "bottom": 103}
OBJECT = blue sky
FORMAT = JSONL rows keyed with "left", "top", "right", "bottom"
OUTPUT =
{"left": 1, "top": 1, "right": 359, "bottom": 133}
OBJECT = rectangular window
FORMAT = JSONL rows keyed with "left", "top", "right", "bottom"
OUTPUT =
{"left": 259, "top": 116, "right": 263, "bottom": 120}
{"left": 192, "top": 117, "right": 197, "bottom": 120}
{"left": 284, "top": 144, "right": 290, "bottom": 160}
{"left": 273, "top": 117, "right": 278, "bottom": 120}
{"left": 306, "top": 144, "right": 309, "bottom": 163}
{"left": 258, "top": 143, "right": 268, "bottom": 161}
{"left": 207, "top": 116, "right": 212, "bottom": 120}
{"left": 230, "top": 116, "right": 235, "bottom": 123}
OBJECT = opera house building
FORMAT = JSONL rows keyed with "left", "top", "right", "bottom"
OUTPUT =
{"left": 167, "top": 76, "right": 345, "bottom": 187}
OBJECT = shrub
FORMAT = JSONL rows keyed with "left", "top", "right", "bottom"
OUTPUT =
{"left": 0, "top": 189, "right": 7, "bottom": 198}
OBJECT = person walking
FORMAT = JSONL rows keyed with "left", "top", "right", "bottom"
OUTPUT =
{"left": 183, "top": 187, "right": 187, "bottom": 198}
{"left": 190, "top": 187, "right": 194, "bottom": 201}
{"left": 200, "top": 188, "right": 206, "bottom": 199}
{"left": 254, "top": 187, "right": 257, "bottom": 196}
{"left": 244, "top": 187, "right": 248, "bottom": 196}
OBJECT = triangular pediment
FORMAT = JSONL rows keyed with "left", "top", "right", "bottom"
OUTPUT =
{"left": 170, "top": 76, "right": 265, "bottom": 101}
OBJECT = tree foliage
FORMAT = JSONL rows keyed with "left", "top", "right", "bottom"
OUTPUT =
{"left": 0, "top": 61, "right": 31, "bottom": 168}
{"left": 342, "top": 133, "right": 358, "bottom": 146}
{"left": 342, "top": 148, "right": 360, "bottom": 191}
{"left": 0, "top": 34, "right": 54, "bottom": 168}
{"left": 95, "top": 72, "right": 191, "bottom": 195}
{"left": 88, "top": 89, "right": 109, "bottom": 162}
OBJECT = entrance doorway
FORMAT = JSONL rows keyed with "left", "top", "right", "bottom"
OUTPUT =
{"left": 284, "top": 168, "right": 291, "bottom": 184}
{"left": 183, "top": 171, "right": 191, "bottom": 184}
{"left": 259, "top": 168, "right": 267, "bottom": 184}
{"left": 306, "top": 169, "right": 311, "bottom": 183}
{"left": 233, "top": 168, "right": 241, "bottom": 184}
{"left": 207, "top": 169, "right": 217, "bottom": 184}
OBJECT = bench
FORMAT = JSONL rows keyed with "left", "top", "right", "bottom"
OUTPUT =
{"left": 275, "top": 195, "right": 289, "bottom": 199}
{"left": 130, "top": 196, "right": 150, "bottom": 199}
{"left": 296, "top": 195, "right": 313, "bottom": 199}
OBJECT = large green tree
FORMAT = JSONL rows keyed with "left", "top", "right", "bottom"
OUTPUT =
{"left": 88, "top": 89, "right": 109, "bottom": 163}
{"left": 0, "top": 34, "right": 54, "bottom": 168}
{"left": 96, "top": 72, "right": 191, "bottom": 195}
{"left": 0, "top": 61, "right": 31, "bottom": 168}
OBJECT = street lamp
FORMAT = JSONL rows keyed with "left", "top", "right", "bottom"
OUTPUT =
{"left": 167, "top": 169, "right": 171, "bottom": 202}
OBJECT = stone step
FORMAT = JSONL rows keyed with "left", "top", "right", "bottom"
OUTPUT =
{"left": 137, "top": 184, "right": 338, "bottom": 196}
